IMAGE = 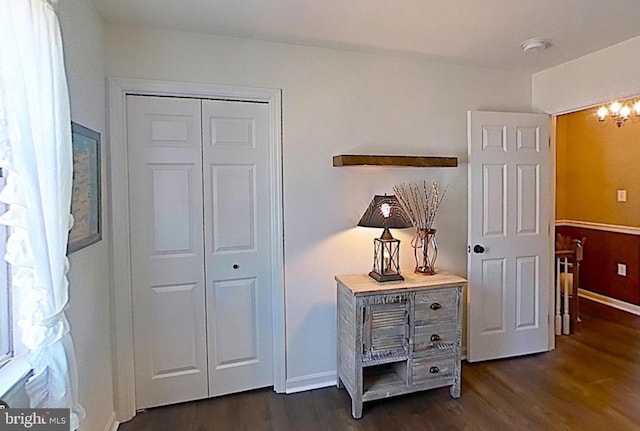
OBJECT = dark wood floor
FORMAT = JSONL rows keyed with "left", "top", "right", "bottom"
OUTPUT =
{"left": 119, "top": 298, "right": 640, "bottom": 431}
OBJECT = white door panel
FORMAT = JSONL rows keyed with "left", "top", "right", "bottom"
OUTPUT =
{"left": 468, "top": 111, "right": 550, "bottom": 362}
{"left": 210, "top": 278, "right": 259, "bottom": 366}
{"left": 210, "top": 164, "right": 256, "bottom": 253}
{"left": 127, "top": 96, "right": 208, "bottom": 408}
{"left": 202, "top": 99, "right": 273, "bottom": 396}
{"left": 149, "top": 283, "right": 201, "bottom": 377}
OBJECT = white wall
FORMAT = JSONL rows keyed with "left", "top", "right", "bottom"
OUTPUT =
{"left": 58, "top": 1, "right": 115, "bottom": 430}
{"left": 105, "top": 24, "right": 532, "bottom": 389}
{"left": 533, "top": 35, "right": 640, "bottom": 114}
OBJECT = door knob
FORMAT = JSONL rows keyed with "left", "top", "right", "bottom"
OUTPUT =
{"left": 232, "top": 264, "right": 239, "bottom": 269}
{"left": 473, "top": 244, "right": 485, "bottom": 254}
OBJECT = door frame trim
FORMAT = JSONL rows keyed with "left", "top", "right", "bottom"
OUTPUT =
{"left": 547, "top": 114, "right": 558, "bottom": 351}
{"left": 107, "top": 78, "right": 286, "bottom": 422}
{"left": 548, "top": 116, "right": 557, "bottom": 351}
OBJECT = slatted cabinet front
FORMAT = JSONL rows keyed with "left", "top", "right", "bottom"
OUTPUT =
{"left": 362, "top": 295, "right": 409, "bottom": 363}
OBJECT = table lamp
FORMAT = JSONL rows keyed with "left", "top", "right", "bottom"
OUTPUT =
{"left": 358, "top": 195, "right": 413, "bottom": 282}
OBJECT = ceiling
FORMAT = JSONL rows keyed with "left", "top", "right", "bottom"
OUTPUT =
{"left": 90, "top": 0, "right": 640, "bottom": 73}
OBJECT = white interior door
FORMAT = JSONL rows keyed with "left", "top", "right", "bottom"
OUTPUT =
{"left": 201, "top": 99, "right": 273, "bottom": 396}
{"left": 467, "top": 110, "right": 550, "bottom": 362}
{"left": 127, "top": 95, "right": 275, "bottom": 408}
{"left": 127, "top": 95, "right": 208, "bottom": 408}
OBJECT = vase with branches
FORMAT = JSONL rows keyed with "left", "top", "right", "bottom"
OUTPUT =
{"left": 393, "top": 181, "right": 448, "bottom": 274}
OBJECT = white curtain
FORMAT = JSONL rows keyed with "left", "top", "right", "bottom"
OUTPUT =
{"left": 0, "top": 0, "right": 84, "bottom": 428}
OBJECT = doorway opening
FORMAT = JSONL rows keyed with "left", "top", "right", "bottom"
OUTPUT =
{"left": 554, "top": 96, "right": 640, "bottom": 327}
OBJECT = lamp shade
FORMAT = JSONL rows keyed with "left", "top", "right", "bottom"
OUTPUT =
{"left": 358, "top": 195, "right": 412, "bottom": 230}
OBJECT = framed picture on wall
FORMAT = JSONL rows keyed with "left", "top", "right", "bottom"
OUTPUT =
{"left": 68, "top": 122, "right": 101, "bottom": 254}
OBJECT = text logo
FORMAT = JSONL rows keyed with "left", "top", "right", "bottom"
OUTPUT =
{"left": 0, "top": 408, "right": 70, "bottom": 430}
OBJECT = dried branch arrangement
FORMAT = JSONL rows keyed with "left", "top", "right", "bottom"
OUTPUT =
{"left": 393, "top": 181, "right": 448, "bottom": 230}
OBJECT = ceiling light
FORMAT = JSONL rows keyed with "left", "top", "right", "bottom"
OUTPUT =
{"left": 520, "top": 37, "right": 550, "bottom": 53}
{"left": 596, "top": 98, "right": 640, "bottom": 127}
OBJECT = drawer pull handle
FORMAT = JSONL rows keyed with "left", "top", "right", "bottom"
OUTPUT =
{"left": 429, "top": 366, "right": 440, "bottom": 374}
{"left": 430, "top": 334, "right": 441, "bottom": 342}
{"left": 430, "top": 303, "right": 442, "bottom": 310}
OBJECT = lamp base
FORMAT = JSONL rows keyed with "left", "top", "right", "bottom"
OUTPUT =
{"left": 368, "top": 271, "right": 405, "bottom": 283}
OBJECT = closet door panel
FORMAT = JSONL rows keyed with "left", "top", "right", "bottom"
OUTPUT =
{"left": 127, "top": 95, "right": 208, "bottom": 408}
{"left": 202, "top": 99, "right": 274, "bottom": 396}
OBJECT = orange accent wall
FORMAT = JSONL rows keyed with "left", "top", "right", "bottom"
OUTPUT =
{"left": 556, "top": 107, "right": 640, "bottom": 227}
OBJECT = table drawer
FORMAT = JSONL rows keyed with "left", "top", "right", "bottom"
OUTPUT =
{"left": 414, "top": 289, "right": 459, "bottom": 324}
{"left": 413, "top": 322, "right": 458, "bottom": 353}
{"left": 411, "top": 353, "right": 456, "bottom": 385}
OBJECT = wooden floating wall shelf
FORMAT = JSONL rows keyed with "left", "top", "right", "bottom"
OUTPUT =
{"left": 332, "top": 155, "right": 458, "bottom": 168}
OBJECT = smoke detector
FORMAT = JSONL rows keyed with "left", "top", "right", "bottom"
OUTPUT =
{"left": 520, "top": 37, "right": 551, "bottom": 53}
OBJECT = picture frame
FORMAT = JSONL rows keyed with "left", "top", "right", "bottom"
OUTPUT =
{"left": 68, "top": 122, "right": 101, "bottom": 254}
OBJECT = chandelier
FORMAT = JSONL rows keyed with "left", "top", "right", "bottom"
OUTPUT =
{"left": 596, "top": 99, "right": 640, "bottom": 127}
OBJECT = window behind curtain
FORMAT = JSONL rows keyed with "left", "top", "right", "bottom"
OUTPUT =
{"left": 0, "top": 170, "right": 10, "bottom": 367}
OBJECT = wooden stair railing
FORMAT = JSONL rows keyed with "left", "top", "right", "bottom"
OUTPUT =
{"left": 555, "top": 236, "right": 584, "bottom": 335}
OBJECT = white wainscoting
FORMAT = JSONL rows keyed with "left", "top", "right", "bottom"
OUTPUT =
{"left": 556, "top": 220, "right": 640, "bottom": 236}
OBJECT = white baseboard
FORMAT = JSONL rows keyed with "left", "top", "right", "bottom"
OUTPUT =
{"left": 103, "top": 411, "right": 119, "bottom": 431}
{"left": 285, "top": 371, "right": 336, "bottom": 394}
{"left": 579, "top": 289, "right": 640, "bottom": 316}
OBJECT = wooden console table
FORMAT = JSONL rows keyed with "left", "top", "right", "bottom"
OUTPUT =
{"left": 336, "top": 272, "right": 467, "bottom": 418}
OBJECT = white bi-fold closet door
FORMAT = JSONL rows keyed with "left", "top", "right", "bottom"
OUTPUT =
{"left": 127, "top": 95, "right": 274, "bottom": 409}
